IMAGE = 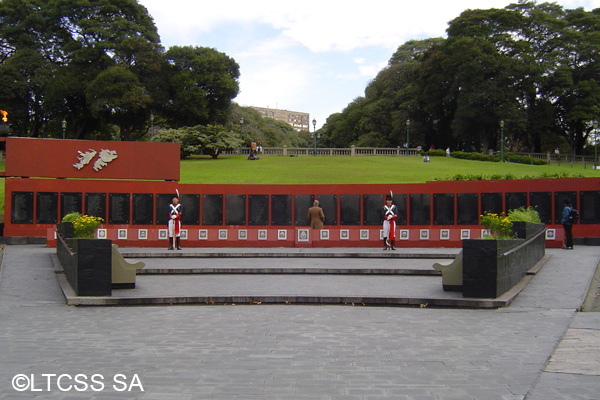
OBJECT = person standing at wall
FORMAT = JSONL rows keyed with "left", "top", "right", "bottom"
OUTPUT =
{"left": 382, "top": 194, "right": 397, "bottom": 250}
{"left": 307, "top": 200, "right": 325, "bottom": 229}
{"left": 561, "top": 199, "right": 574, "bottom": 250}
{"left": 168, "top": 195, "right": 183, "bottom": 250}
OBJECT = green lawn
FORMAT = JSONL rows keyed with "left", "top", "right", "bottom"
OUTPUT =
{"left": 179, "top": 155, "right": 599, "bottom": 184}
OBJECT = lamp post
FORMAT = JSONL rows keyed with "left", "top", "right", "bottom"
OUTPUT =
{"left": 499, "top": 120, "right": 504, "bottom": 163}
{"left": 239, "top": 117, "right": 244, "bottom": 155}
{"left": 594, "top": 120, "right": 598, "bottom": 170}
{"left": 150, "top": 113, "right": 154, "bottom": 137}
{"left": 406, "top": 119, "right": 410, "bottom": 155}
{"left": 312, "top": 118, "right": 317, "bottom": 156}
{"left": 62, "top": 119, "right": 66, "bottom": 140}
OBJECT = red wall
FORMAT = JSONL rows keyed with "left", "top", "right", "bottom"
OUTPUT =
{"left": 5, "top": 177, "right": 599, "bottom": 248}
{"left": 1, "top": 137, "right": 180, "bottom": 180}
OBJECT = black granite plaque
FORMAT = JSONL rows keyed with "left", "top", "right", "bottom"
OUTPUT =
{"left": 85, "top": 193, "right": 106, "bottom": 221}
{"left": 433, "top": 193, "right": 454, "bottom": 225}
{"left": 529, "top": 192, "right": 552, "bottom": 224}
{"left": 340, "top": 194, "right": 360, "bottom": 225}
{"left": 181, "top": 194, "right": 200, "bottom": 225}
{"left": 363, "top": 194, "right": 384, "bottom": 225}
{"left": 294, "top": 194, "right": 314, "bottom": 226}
{"left": 317, "top": 194, "right": 337, "bottom": 226}
{"left": 11, "top": 191, "right": 33, "bottom": 224}
{"left": 202, "top": 194, "right": 223, "bottom": 225}
{"left": 457, "top": 193, "right": 479, "bottom": 225}
{"left": 249, "top": 195, "right": 269, "bottom": 225}
{"left": 580, "top": 191, "right": 600, "bottom": 224}
{"left": 132, "top": 194, "right": 153, "bottom": 225}
{"left": 505, "top": 192, "right": 527, "bottom": 213}
{"left": 409, "top": 194, "right": 431, "bottom": 225}
{"left": 272, "top": 195, "right": 292, "bottom": 225}
{"left": 36, "top": 192, "right": 58, "bottom": 224}
{"left": 554, "top": 191, "right": 577, "bottom": 224}
{"left": 394, "top": 194, "right": 408, "bottom": 225}
{"left": 226, "top": 195, "right": 246, "bottom": 225}
{"left": 481, "top": 193, "right": 503, "bottom": 215}
{"left": 61, "top": 192, "right": 82, "bottom": 220}
{"left": 155, "top": 194, "right": 173, "bottom": 225}
{"left": 109, "top": 193, "right": 130, "bottom": 224}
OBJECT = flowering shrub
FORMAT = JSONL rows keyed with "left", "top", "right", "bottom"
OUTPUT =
{"left": 62, "top": 212, "right": 104, "bottom": 239}
{"left": 480, "top": 212, "right": 513, "bottom": 239}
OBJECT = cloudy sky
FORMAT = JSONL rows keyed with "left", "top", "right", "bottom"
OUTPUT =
{"left": 138, "top": 0, "right": 600, "bottom": 129}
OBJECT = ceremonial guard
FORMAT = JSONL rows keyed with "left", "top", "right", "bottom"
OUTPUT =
{"left": 168, "top": 195, "right": 183, "bottom": 250}
{"left": 382, "top": 193, "right": 397, "bottom": 250}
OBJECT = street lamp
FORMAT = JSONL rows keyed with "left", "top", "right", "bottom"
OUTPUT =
{"left": 150, "top": 113, "right": 154, "bottom": 137}
{"left": 499, "top": 120, "right": 504, "bottom": 163}
{"left": 62, "top": 119, "right": 66, "bottom": 140}
{"left": 312, "top": 118, "right": 317, "bottom": 156}
{"left": 406, "top": 119, "right": 410, "bottom": 155}
{"left": 239, "top": 117, "right": 244, "bottom": 155}
{"left": 594, "top": 120, "right": 598, "bottom": 170}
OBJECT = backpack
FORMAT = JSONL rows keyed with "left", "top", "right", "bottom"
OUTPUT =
{"left": 569, "top": 207, "right": 579, "bottom": 223}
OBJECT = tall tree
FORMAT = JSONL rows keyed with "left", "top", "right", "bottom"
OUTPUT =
{"left": 163, "top": 46, "right": 240, "bottom": 128}
{"left": 0, "top": 0, "right": 162, "bottom": 139}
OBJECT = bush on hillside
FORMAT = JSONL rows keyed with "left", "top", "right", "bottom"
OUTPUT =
{"left": 504, "top": 153, "right": 547, "bottom": 165}
{"left": 450, "top": 151, "right": 500, "bottom": 162}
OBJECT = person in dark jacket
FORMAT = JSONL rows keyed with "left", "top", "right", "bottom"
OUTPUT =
{"left": 561, "top": 199, "right": 574, "bottom": 250}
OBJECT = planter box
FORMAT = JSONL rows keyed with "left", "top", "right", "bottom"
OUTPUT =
{"left": 462, "top": 222, "right": 545, "bottom": 298}
{"left": 511, "top": 221, "right": 545, "bottom": 239}
{"left": 56, "top": 222, "right": 112, "bottom": 296}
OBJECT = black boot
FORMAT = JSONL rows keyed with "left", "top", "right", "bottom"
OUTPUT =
{"left": 168, "top": 237, "right": 174, "bottom": 250}
{"left": 391, "top": 240, "right": 396, "bottom": 250}
{"left": 176, "top": 237, "right": 181, "bottom": 250}
{"left": 383, "top": 238, "right": 388, "bottom": 250}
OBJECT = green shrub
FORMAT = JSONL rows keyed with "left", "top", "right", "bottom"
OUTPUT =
{"left": 451, "top": 151, "right": 500, "bottom": 162}
{"left": 62, "top": 212, "right": 82, "bottom": 223}
{"left": 424, "top": 149, "right": 446, "bottom": 157}
{"left": 504, "top": 153, "right": 547, "bottom": 165}
{"left": 508, "top": 207, "right": 542, "bottom": 223}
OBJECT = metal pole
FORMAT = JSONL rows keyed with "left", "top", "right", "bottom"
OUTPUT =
{"left": 312, "top": 118, "right": 317, "bottom": 156}
{"left": 594, "top": 121, "right": 598, "bottom": 170}
{"left": 239, "top": 117, "right": 244, "bottom": 155}
{"left": 500, "top": 120, "right": 504, "bottom": 163}
{"left": 406, "top": 119, "right": 410, "bottom": 155}
{"left": 62, "top": 119, "right": 66, "bottom": 139}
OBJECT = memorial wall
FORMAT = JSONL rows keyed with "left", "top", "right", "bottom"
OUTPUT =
{"left": 2, "top": 137, "right": 599, "bottom": 248}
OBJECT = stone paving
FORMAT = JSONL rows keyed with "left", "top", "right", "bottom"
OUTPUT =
{"left": 0, "top": 244, "right": 599, "bottom": 399}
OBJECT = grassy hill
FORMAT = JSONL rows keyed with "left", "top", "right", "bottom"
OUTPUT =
{"left": 179, "top": 155, "right": 598, "bottom": 184}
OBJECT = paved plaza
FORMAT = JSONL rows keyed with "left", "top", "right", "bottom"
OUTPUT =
{"left": 0, "top": 244, "right": 599, "bottom": 399}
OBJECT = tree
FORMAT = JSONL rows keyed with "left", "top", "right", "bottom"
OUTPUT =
{"left": 86, "top": 66, "right": 152, "bottom": 141}
{"left": 163, "top": 46, "right": 240, "bottom": 128}
{"left": 320, "top": 39, "right": 443, "bottom": 148}
{"left": 0, "top": 0, "right": 163, "bottom": 139}
{"left": 151, "top": 124, "right": 243, "bottom": 159}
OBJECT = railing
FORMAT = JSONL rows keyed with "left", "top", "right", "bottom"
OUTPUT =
{"left": 221, "top": 147, "right": 597, "bottom": 165}
{"left": 512, "top": 152, "right": 597, "bottom": 165}
{"left": 223, "top": 146, "right": 421, "bottom": 157}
